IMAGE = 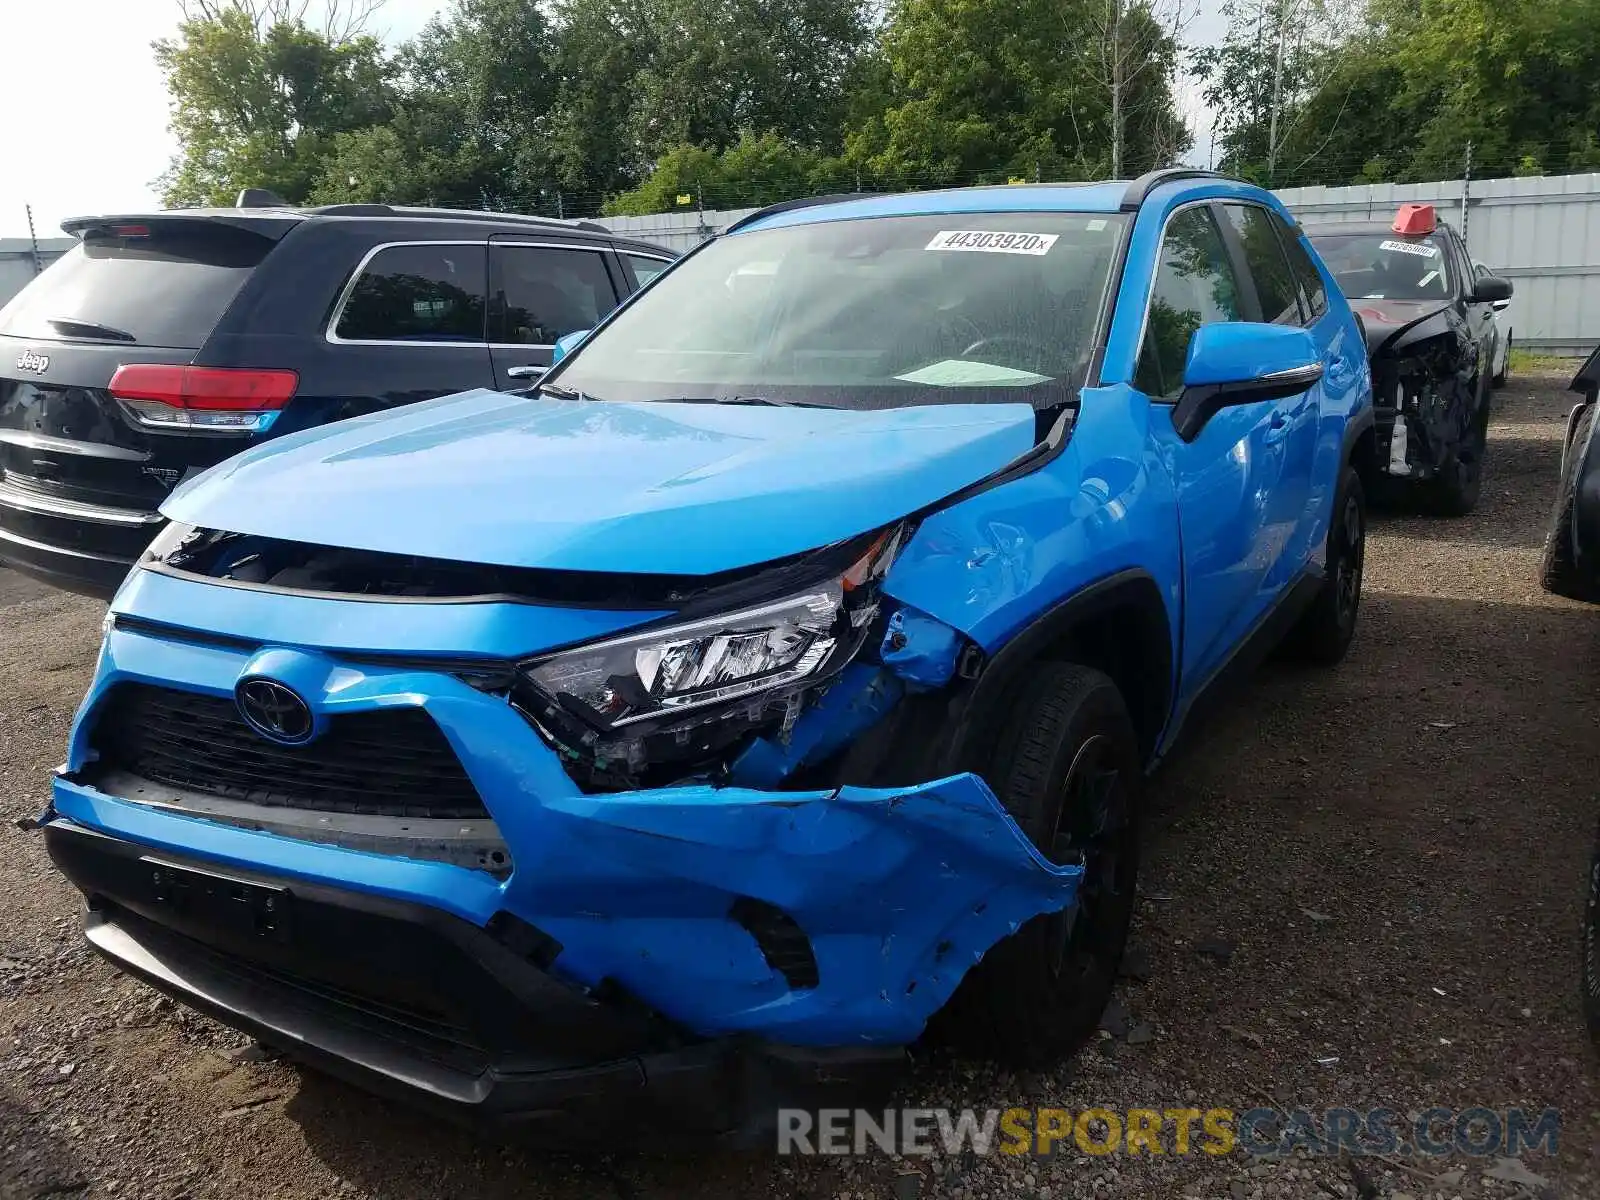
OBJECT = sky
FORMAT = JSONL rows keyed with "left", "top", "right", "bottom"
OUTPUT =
{"left": 0, "top": 0, "right": 1222, "bottom": 241}
{"left": 0, "top": 0, "right": 447, "bottom": 240}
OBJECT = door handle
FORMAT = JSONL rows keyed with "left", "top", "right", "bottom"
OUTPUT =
{"left": 506, "top": 365, "right": 545, "bottom": 379}
{"left": 1264, "top": 409, "right": 1290, "bottom": 444}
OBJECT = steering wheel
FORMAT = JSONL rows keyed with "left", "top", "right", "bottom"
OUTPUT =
{"left": 961, "top": 333, "right": 1057, "bottom": 371}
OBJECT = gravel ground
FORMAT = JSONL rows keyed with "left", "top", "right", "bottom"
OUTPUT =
{"left": 2, "top": 370, "right": 1598, "bottom": 1199}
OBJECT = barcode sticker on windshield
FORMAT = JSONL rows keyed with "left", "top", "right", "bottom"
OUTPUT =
{"left": 926, "top": 230, "right": 1059, "bottom": 255}
{"left": 1380, "top": 239, "right": 1439, "bottom": 258}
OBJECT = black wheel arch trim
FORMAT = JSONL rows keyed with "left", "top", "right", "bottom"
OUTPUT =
{"left": 936, "top": 568, "right": 1174, "bottom": 774}
{"left": 1341, "top": 404, "right": 1377, "bottom": 471}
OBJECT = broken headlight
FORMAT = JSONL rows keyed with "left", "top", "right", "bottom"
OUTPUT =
{"left": 521, "top": 539, "right": 896, "bottom": 730}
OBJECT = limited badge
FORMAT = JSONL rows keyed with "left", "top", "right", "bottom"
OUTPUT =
{"left": 926, "top": 230, "right": 1059, "bottom": 255}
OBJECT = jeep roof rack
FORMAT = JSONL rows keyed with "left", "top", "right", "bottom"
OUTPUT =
{"left": 1119, "top": 168, "right": 1226, "bottom": 211}
{"left": 308, "top": 202, "right": 609, "bottom": 233}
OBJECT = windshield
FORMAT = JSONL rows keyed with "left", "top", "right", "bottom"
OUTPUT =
{"left": 1308, "top": 231, "right": 1453, "bottom": 301}
{"left": 549, "top": 211, "right": 1127, "bottom": 413}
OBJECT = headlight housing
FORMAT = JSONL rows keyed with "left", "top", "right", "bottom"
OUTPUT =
{"left": 520, "top": 528, "right": 900, "bottom": 730}
{"left": 514, "top": 526, "right": 904, "bottom": 787}
{"left": 524, "top": 585, "right": 858, "bottom": 729}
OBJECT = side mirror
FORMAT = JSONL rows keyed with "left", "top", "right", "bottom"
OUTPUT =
{"left": 1172, "top": 323, "right": 1323, "bottom": 443}
{"left": 1472, "top": 275, "right": 1512, "bottom": 304}
{"left": 552, "top": 329, "right": 591, "bottom": 365}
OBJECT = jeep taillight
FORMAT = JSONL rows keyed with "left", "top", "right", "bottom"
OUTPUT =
{"left": 109, "top": 364, "right": 298, "bottom": 433}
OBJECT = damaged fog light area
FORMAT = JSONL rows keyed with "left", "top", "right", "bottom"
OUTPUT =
{"left": 513, "top": 528, "right": 906, "bottom": 792}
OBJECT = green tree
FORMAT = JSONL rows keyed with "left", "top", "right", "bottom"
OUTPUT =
{"left": 156, "top": 0, "right": 395, "bottom": 206}
{"left": 312, "top": 0, "right": 558, "bottom": 209}
{"left": 1202, "top": 0, "right": 1600, "bottom": 187}
{"left": 603, "top": 133, "right": 827, "bottom": 214}
{"left": 544, "top": 0, "right": 658, "bottom": 200}
{"left": 628, "top": 0, "right": 873, "bottom": 160}
{"left": 844, "top": 0, "right": 1188, "bottom": 189}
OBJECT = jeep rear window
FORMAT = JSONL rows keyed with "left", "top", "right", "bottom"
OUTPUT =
{"left": 0, "top": 224, "right": 273, "bottom": 349}
{"left": 547, "top": 212, "right": 1127, "bottom": 414}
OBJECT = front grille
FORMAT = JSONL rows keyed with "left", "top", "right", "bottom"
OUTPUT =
{"left": 86, "top": 683, "right": 488, "bottom": 819}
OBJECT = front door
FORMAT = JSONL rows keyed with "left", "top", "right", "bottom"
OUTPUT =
{"left": 1133, "top": 204, "right": 1314, "bottom": 687}
{"left": 487, "top": 239, "right": 625, "bottom": 389}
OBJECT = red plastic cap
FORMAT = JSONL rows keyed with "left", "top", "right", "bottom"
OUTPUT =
{"left": 1392, "top": 203, "right": 1436, "bottom": 235}
{"left": 109, "top": 364, "right": 298, "bottom": 411}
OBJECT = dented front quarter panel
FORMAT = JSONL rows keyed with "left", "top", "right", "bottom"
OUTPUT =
{"left": 883, "top": 384, "right": 1182, "bottom": 656}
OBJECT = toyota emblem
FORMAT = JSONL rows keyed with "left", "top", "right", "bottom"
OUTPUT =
{"left": 236, "top": 678, "right": 315, "bottom": 745}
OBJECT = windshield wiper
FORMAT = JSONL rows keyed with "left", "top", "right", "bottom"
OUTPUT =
{"left": 46, "top": 317, "right": 135, "bottom": 343}
{"left": 538, "top": 381, "right": 592, "bottom": 401}
{"left": 662, "top": 395, "right": 823, "bottom": 409}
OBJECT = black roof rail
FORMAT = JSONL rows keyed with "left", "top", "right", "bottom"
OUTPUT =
{"left": 724, "top": 193, "right": 874, "bottom": 235}
{"left": 307, "top": 203, "right": 605, "bottom": 231}
{"left": 235, "top": 187, "right": 290, "bottom": 208}
{"left": 1119, "top": 168, "right": 1227, "bottom": 211}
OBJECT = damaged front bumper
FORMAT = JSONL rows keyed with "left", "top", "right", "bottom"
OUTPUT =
{"left": 48, "top": 588, "right": 1081, "bottom": 1127}
{"left": 1367, "top": 330, "right": 1481, "bottom": 482}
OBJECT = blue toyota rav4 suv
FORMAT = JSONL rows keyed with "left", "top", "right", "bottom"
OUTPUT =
{"left": 41, "top": 169, "right": 1373, "bottom": 1136}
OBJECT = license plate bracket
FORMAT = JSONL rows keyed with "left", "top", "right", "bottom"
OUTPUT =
{"left": 142, "top": 856, "right": 291, "bottom": 943}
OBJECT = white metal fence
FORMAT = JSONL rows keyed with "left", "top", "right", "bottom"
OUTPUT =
{"left": 6, "top": 178, "right": 1595, "bottom": 354}
{"left": 596, "top": 173, "right": 1600, "bottom": 356}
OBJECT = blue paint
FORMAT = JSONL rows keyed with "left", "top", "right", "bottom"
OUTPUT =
{"left": 730, "top": 665, "right": 904, "bottom": 789}
{"left": 1182, "top": 323, "right": 1321, "bottom": 387}
{"left": 162, "top": 392, "right": 1036, "bottom": 575}
{"left": 737, "top": 184, "right": 1131, "bottom": 233}
{"left": 881, "top": 607, "right": 964, "bottom": 688}
{"left": 51, "top": 173, "right": 1373, "bottom": 1061}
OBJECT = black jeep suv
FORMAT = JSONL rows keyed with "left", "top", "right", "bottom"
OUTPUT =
{"left": 0, "top": 198, "right": 674, "bottom": 597}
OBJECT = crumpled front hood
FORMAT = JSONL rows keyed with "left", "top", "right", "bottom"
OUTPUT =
{"left": 164, "top": 390, "right": 1037, "bottom": 575}
{"left": 1352, "top": 299, "right": 1450, "bottom": 356}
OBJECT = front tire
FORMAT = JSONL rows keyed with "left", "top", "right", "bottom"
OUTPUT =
{"left": 1541, "top": 403, "right": 1600, "bottom": 601}
{"left": 935, "top": 663, "right": 1142, "bottom": 1066}
{"left": 1286, "top": 467, "right": 1365, "bottom": 665}
{"left": 1425, "top": 378, "right": 1489, "bottom": 517}
{"left": 1492, "top": 332, "right": 1510, "bottom": 389}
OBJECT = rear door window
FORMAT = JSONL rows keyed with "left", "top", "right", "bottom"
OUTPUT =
{"left": 490, "top": 244, "right": 620, "bottom": 345}
{"left": 1221, "top": 203, "right": 1303, "bottom": 325}
{"left": 332, "top": 242, "right": 488, "bottom": 343}
{"left": 0, "top": 224, "right": 273, "bottom": 349}
{"left": 623, "top": 253, "right": 673, "bottom": 288}
{"left": 1278, "top": 219, "right": 1328, "bottom": 321}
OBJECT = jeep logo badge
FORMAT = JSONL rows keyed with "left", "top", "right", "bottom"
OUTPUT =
{"left": 15, "top": 350, "right": 49, "bottom": 375}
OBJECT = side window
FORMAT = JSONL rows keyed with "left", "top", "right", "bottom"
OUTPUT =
{"left": 1276, "top": 216, "right": 1328, "bottom": 322}
{"left": 1134, "top": 206, "right": 1244, "bottom": 400}
{"left": 624, "top": 254, "right": 672, "bottom": 288}
{"left": 491, "top": 246, "right": 619, "bottom": 345}
{"left": 1221, "top": 204, "right": 1302, "bottom": 326}
{"left": 333, "top": 243, "right": 487, "bottom": 342}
